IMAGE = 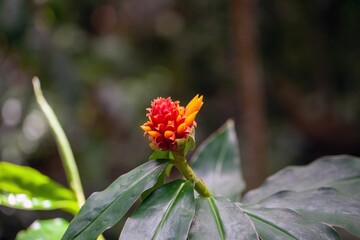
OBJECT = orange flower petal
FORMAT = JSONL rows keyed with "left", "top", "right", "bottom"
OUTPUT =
{"left": 164, "top": 130, "right": 175, "bottom": 140}
{"left": 185, "top": 111, "right": 198, "bottom": 126}
{"left": 185, "top": 94, "right": 203, "bottom": 117}
{"left": 140, "top": 125, "right": 152, "bottom": 132}
{"left": 177, "top": 122, "right": 188, "bottom": 135}
{"left": 148, "top": 131, "right": 162, "bottom": 138}
{"left": 178, "top": 106, "right": 185, "bottom": 115}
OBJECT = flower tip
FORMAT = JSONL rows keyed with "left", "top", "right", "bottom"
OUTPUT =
{"left": 185, "top": 94, "right": 204, "bottom": 116}
{"left": 185, "top": 111, "right": 198, "bottom": 126}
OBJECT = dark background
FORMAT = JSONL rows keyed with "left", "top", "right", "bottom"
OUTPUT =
{"left": 1, "top": 0, "right": 359, "bottom": 239}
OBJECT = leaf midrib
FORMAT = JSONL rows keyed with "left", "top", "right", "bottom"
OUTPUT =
{"left": 72, "top": 162, "right": 166, "bottom": 239}
{"left": 243, "top": 211, "right": 298, "bottom": 240}
{"left": 151, "top": 182, "right": 187, "bottom": 240}
{"left": 208, "top": 197, "right": 225, "bottom": 240}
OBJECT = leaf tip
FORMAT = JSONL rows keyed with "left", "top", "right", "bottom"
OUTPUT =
{"left": 32, "top": 76, "right": 40, "bottom": 87}
{"left": 32, "top": 76, "right": 43, "bottom": 98}
{"left": 226, "top": 118, "right": 235, "bottom": 128}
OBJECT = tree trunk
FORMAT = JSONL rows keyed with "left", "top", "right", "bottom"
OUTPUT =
{"left": 229, "top": 0, "right": 267, "bottom": 190}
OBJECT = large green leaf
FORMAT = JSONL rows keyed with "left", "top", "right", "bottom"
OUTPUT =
{"left": 62, "top": 159, "right": 168, "bottom": 240}
{"left": 16, "top": 218, "right": 69, "bottom": 240}
{"left": 237, "top": 204, "right": 340, "bottom": 240}
{"left": 189, "top": 196, "right": 258, "bottom": 240}
{"left": 242, "top": 155, "right": 360, "bottom": 238}
{"left": 251, "top": 187, "right": 360, "bottom": 237}
{"left": 191, "top": 120, "right": 245, "bottom": 201}
{"left": 242, "top": 155, "right": 360, "bottom": 203}
{"left": 0, "top": 162, "right": 78, "bottom": 214}
{"left": 120, "top": 180, "right": 195, "bottom": 240}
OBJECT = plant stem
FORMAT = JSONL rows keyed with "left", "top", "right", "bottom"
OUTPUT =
{"left": 32, "top": 77, "right": 85, "bottom": 207}
{"left": 172, "top": 152, "right": 211, "bottom": 197}
{"left": 33, "top": 77, "right": 106, "bottom": 240}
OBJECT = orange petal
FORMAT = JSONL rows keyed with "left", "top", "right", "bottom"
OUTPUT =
{"left": 148, "top": 131, "right": 161, "bottom": 138}
{"left": 185, "top": 111, "right": 198, "bottom": 126}
{"left": 140, "top": 125, "right": 152, "bottom": 132}
{"left": 178, "top": 106, "right": 185, "bottom": 115}
{"left": 185, "top": 94, "right": 203, "bottom": 117}
{"left": 164, "top": 130, "right": 175, "bottom": 140}
{"left": 177, "top": 122, "right": 188, "bottom": 135}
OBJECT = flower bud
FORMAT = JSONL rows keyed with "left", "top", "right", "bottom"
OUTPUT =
{"left": 141, "top": 95, "right": 203, "bottom": 151}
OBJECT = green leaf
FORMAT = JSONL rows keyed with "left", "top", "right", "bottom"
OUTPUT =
{"left": 251, "top": 187, "right": 360, "bottom": 237}
{"left": 191, "top": 120, "right": 245, "bottom": 201}
{"left": 149, "top": 150, "right": 171, "bottom": 160}
{"left": 140, "top": 169, "right": 167, "bottom": 200}
{"left": 242, "top": 155, "right": 360, "bottom": 203}
{"left": 238, "top": 204, "right": 340, "bottom": 240}
{"left": 142, "top": 151, "right": 174, "bottom": 200}
{"left": 242, "top": 155, "right": 360, "bottom": 237}
{"left": 16, "top": 218, "right": 69, "bottom": 240}
{"left": 189, "top": 196, "right": 258, "bottom": 240}
{"left": 120, "top": 180, "right": 195, "bottom": 240}
{"left": 0, "top": 162, "right": 78, "bottom": 215}
{"left": 62, "top": 159, "right": 169, "bottom": 240}
{"left": 141, "top": 164, "right": 174, "bottom": 201}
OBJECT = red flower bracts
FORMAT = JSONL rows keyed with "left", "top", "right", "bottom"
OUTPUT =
{"left": 141, "top": 95, "right": 203, "bottom": 151}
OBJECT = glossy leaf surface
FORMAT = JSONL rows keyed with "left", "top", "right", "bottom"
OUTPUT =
{"left": 149, "top": 150, "right": 172, "bottom": 160}
{"left": 189, "top": 196, "right": 258, "bottom": 240}
{"left": 141, "top": 164, "right": 173, "bottom": 200}
{"left": 253, "top": 187, "right": 360, "bottom": 237}
{"left": 238, "top": 204, "right": 340, "bottom": 240}
{"left": 242, "top": 155, "right": 360, "bottom": 238}
{"left": 16, "top": 218, "right": 69, "bottom": 240}
{"left": 191, "top": 120, "right": 245, "bottom": 201}
{"left": 120, "top": 180, "right": 195, "bottom": 240}
{"left": 0, "top": 162, "right": 78, "bottom": 214}
{"left": 62, "top": 159, "right": 168, "bottom": 240}
{"left": 243, "top": 155, "right": 360, "bottom": 203}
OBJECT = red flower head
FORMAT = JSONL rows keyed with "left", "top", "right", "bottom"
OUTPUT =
{"left": 141, "top": 95, "right": 203, "bottom": 151}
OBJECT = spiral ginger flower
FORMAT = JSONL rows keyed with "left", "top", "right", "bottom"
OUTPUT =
{"left": 141, "top": 95, "right": 203, "bottom": 151}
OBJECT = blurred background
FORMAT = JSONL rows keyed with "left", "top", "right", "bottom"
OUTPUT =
{"left": 1, "top": 0, "right": 360, "bottom": 239}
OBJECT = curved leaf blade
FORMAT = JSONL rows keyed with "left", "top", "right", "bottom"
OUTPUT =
{"left": 120, "top": 180, "right": 195, "bottom": 240}
{"left": 191, "top": 120, "right": 245, "bottom": 201}
{"left": 141, "top": 164, "right": 173, "bottom": 201}
{"left": 254, "top": 187, "right": 360, "bottom": 237}
{"left": 189, "top": 196, "right": 258, "bottom": 240}
{"left": 62, "top": 159, "right": 168, "bottom": 240}
{"left": 16, "top": 218, "right": 69, "bottom": 240}
{"left": 238, "top": 204, "right": 340, "bottom": 240}
{"left": 0, "top": 162, "right": 78, "bottom": 214}
{"left": 242, "top": 155, "right": 360, "bottom": 237}
{"left": 243, "top": 155, "right": 360, "bottom": 204}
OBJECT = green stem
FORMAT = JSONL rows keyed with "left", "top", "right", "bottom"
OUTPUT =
{"left": 32, "top": 77, "right": 85, "bottom": 207}
{"left": 172, "top": 152, "right": 211, "bottom": 197}
{"left": 33, "top": 77, "right": 106, "bottom": 240}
